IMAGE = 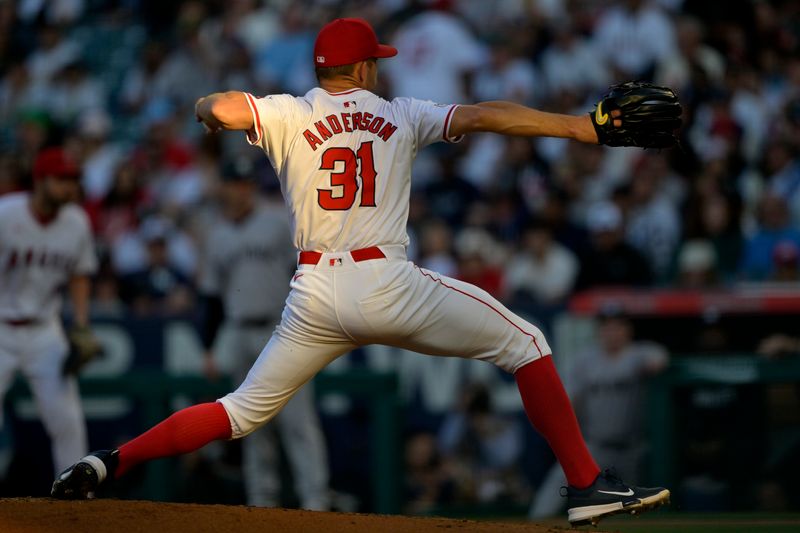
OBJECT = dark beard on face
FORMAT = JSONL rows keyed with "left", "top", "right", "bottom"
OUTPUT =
{"left": 40, "top": 189, "right": 72, "bottom": 214}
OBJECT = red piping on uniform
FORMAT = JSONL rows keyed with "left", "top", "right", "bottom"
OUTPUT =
{"left": 244, "top": 93, "right": 262, "bottom": 143}
{"left": 414, "top": 266, "right": 544, "bottom": 357}
{"left": 442, "top": 104, "right": 458, "bottom": 142}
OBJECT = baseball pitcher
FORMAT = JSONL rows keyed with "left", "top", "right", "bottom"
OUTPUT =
{"left": 53, "top": 18, "right": 679, "bottom": 526}
{"left": 0, "top": 147, "right": 99, "bottom": 476}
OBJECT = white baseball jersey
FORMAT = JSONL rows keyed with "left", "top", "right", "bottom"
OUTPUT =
{"left": 220, "top": 86, "right": 551, "bottom": 442}
{"left": 242, "top": 88, "right": 462, "bottom": 252}
{"left": 0, "top": 192, "right": 97, "bottom": 321}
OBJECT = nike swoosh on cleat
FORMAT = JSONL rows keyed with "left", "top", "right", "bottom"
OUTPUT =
{"left": 597, "top": 489, "right": 635, "bottom": 496}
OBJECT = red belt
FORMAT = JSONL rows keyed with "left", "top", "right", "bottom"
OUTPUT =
{"left": 298, "top": 246, "right": 386, "bottom": 265}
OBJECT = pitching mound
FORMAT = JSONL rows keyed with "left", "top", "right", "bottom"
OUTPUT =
{"left": 0, "top": 498, "right": 593, "bottom": 533}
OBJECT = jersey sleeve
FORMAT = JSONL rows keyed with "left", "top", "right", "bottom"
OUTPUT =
{"left": 242, "top": 92, "right": 306, "bottom": 168}
{"left": 396, "top": 97, "right": 464, "bottom": 149}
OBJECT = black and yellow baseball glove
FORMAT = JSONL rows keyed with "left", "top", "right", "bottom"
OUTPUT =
{"left": 63, "top": 325, "right": 103, "bottom": 376}
{"left": 590, "top": 81, "right": 682, "bottom": 149}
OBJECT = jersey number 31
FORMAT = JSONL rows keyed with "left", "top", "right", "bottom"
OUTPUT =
{"left": 317, "top": 142, "right": 376, "bottom": 210}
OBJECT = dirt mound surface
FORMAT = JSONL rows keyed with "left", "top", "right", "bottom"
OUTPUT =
{"left": 0, "top": 498, "right": 592, "bottom": 533}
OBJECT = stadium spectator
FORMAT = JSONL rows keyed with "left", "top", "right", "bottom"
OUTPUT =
{"left": 625, "top": 155, "right": 682, "bottom": 281}
{"left": 384, "top": 6, "right": 487, "bottom": 103}
{"left": 118, "top": 218, "right": 194, "bottom": 316}
{"left": 25, "top": 23, "right": 80, "bottom": 84}
{"left": 741, "top": 195, "right": 800, "bottom": 281}
{"left": 558, "top": 142, "right": 620, "bottom": 226}
{"left": 540, "top": 19, "right": 608, "bottom": 96}
{"left": 505, "top": 220, "right": 578, "bottom": 308}
{"left": 73, "top": 109, "right": 126, "bottom": 202}
{"left": 253, "top": 3, "right": 315, "bottom": 95}
{"left": 111, "top": 214, "right": 196, "bottom": 279}
{"left": 495, "top": 137, "right": 547, "bottom": 213}
{"left": 84, "top": 161, "right": 148, "bottom": 248}
{"left": 536, "top": 189, "right": 588, "bottom": 255}
{"left": 0, "top": 62, "right": 46, "bottom": 125}
{"left": 770, "top": 240, "right": 800, "bottom": 283}
{"left": 153, "top": 2, "right": 216, "bottom": 110}
{"left": 675, "top": 239, "right": 719, "bottom": 288}
{"left": 655, "top": 16, "right": 725, "bottom": 94}
{"left": 404, "top": 431, "right": 456, "bottom": 514}
{"left": 16, "top": 0, "right": 85, "bottom": 26}
{"left": 765, "top": 141, "right": 800, "bottom": 228}
{"left": 683, "top": 191, "right": 743, "bottom": 282}
{"left": 592, "top": 0, "right": 676, "bottom": 80}
{"left": 454, "top": 228, "right": 505, "bottom": 299}
{"left": 438, "top": 384, "right": 528, "bottom": 505}
{"left": 417, "top": 219, "right": 458, "bottom": 278}
{"left": 118, "top": 41, "right": 170, "bottom": 116}
{"left": 757, "top": 334, "right": 800, "bottom": 359}
{"left": 10, "top": 120, "right": 50, "bottom": 189}
{"left": 486, "top": 191, "right": 529, "bottom": 245}
{"left": 423, "top": 153, "right": 480, "bottom": 228}
{"left": 472, "top": 40, "right": 539, "bottom": 105}
{"left": 576, "top": 202, "right": 653, "bottom": 289}
{"left": 220, "top": 0, "right": 281, "bottom": 58}
{"left": 46, "top": 61, "right": 105, "bottom": 125}
{"left": 130, "top": 104, "right": 204, "bottom": 212}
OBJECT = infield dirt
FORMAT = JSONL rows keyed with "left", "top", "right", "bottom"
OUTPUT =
{"left": 0, "top": 497, "right": 605, "bottom": 532}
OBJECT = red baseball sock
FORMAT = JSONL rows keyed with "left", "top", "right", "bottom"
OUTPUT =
{"left": 116, "top": 401, "right": 232, "bottom": 478}
{"left": 515, "top": 356, "right": 600, "bottom": 489}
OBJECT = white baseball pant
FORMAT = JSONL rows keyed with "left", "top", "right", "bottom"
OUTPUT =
{"left": 0, "top": 320, "right": 88, "bottom": 474}
{"left": 226, "top": 322, "right": 330, "bottom": 510}
{"left": 219, "top": 245, "right": 550, "bottom": 438}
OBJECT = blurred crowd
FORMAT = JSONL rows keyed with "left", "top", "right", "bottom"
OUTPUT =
{"left": 2, "top": 0, "right": 800, "bottom": 511}
{"left": 2, "top": 0, "right": 800, "bottom": 318}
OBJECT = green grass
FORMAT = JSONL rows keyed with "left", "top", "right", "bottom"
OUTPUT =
{"left": 424, "top": 505, "right": 800, "bottom": 532}
{"left": 537, "top": 513, "right": 800, "bottom": 533}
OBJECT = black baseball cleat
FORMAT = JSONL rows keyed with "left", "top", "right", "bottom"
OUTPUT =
{"left": 51, "top": 449, "right": 119, "bottom": 500}
{"left": 566, "top": 468, "right": 670, "bottom": 526}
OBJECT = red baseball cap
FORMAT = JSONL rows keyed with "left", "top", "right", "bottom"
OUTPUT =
{"left": 314, "top": 18, "right": 397, "bottom": 68}
{"left": 33, "top": 147, "right": 80, "bottom": 181}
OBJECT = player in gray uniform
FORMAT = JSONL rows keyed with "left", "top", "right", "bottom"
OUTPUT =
{"left": 530, "top": 309, "right": 669, "bottom": 518}
{"left": 199, "top": 158, "right": 331, "bottom": 509}
{"left": 0, "top": 148, "right": 97, "bottom": 475}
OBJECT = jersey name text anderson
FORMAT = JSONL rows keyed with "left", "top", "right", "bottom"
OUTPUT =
{"left": 303, "top": 112, "right": 397, "bottom": 150}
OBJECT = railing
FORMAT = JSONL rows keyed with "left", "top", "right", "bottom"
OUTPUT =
{"left": 648, "top": 354, "right": 800, "bottom": 494}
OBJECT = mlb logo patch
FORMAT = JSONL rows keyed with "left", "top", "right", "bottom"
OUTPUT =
{"left": 329, "top": 257, "right": 343, "bottom": 266}
{"left": 344, "top": 101, "right": 357, "bottom": 108}
{"left": 316, "top": 55, "right": 326, "bottom": 64}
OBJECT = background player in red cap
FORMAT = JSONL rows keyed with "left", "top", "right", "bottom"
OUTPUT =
{"left": 0, "top": 147, "right": 100, "bottom": 479}
{"left": 53, "top": 18, "right": 679, "bottom": 526}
